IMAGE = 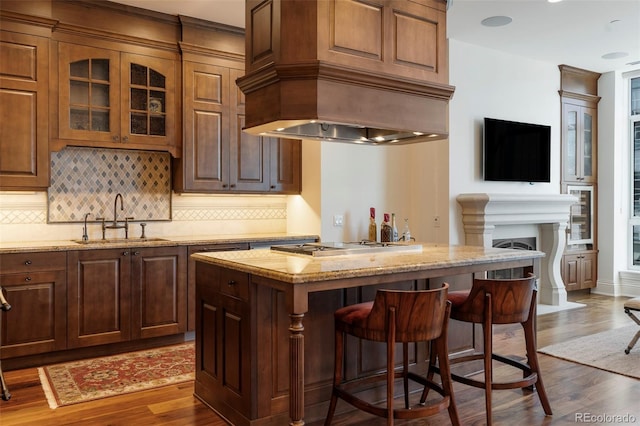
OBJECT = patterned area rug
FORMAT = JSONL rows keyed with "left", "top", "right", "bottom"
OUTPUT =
{"left": 538, "top": 325, "right": 640, "bottom": 379}
{"left": 38, "top": 342, "right": 195, "bottom": 408}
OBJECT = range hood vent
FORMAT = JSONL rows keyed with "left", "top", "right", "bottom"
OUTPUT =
{"left": 237, "top": 0, "right": 455, "bottom": 145}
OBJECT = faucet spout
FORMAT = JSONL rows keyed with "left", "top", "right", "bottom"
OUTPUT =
{"left": 113, "top": 193, "right": 124, "bottom": 225}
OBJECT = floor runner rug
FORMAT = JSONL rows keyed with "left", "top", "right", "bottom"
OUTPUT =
{"left": 38, "top": 342, "right": 195, "bottom": 408}
{"left": 538, "top": 325, "right": 640, "bottom": 380}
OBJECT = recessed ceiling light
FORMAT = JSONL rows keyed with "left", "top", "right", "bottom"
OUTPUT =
{"left": 481, "top": 16, "right": 513, "bottom": 27}
{"left": 602, "top": 51, "right": 629, "bottom": 60}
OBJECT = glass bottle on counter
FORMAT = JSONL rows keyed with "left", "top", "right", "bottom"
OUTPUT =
{"left": 402, "top": 218, "right": 412, "bottom": 241}
{"left": 368, "top": 207, "right": 377, "bottom": 242}
{"left": 391, "top": 213, "right": 398, "bottom": 242}
{"left": 380, "top": 213, "right": 391, "bottom": 242}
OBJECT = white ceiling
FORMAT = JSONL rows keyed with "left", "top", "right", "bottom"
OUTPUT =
{"left": 111, "top": 0, "right": 640, "bottom": 74}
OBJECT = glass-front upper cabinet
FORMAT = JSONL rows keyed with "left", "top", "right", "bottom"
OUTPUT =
{"left": 567, "top": 185, "right": 595, "bottom": 246}
{"left": 562, "top": 102, "right": 597, "bottom": 183}
{"left": 58, "top": 44, "right": 120, "bottom": 143}
{"left": 57, "top": 44, "right": 176, "bottom": 153}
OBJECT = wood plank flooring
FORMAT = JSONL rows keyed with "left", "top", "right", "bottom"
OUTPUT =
{"left": 1, "top": 293, "right": 639, "bottom": 425}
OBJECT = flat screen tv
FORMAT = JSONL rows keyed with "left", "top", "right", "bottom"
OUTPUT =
{"left": 483, "top": 117, "right": 551, "bottom": 183}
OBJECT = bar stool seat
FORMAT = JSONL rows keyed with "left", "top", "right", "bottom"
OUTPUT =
{"left": 429, "top": 275, "right": 552, "bottom": 425}
{"left": 325, "top": 284, "right": 459, "bottom": 426}
{"left": 623, "top": 297, "right": 640, "bottom": 354}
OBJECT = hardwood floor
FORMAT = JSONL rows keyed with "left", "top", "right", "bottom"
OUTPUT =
{"left": 1, "top": 293, "right": 639, "bottom": 425}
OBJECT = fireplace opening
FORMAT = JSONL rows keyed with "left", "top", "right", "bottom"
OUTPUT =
{"left": 490, "top": 237, "right": 536, "bottom": 279}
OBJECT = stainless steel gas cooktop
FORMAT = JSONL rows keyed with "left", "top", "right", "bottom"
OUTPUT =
{"left": 270, "top": 241, "right": 422, "bottom": 257}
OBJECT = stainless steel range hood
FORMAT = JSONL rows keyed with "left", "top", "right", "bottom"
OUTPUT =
{"left": 237, "top": 0, "right": 455, "bottom": 146}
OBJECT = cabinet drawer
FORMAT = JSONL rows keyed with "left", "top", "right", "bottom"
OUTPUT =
{"left": 0, "top": 251, "right": 66, "bottom": 273}
{"left": 218, "top": 268, "right": 249, "bottom": 301}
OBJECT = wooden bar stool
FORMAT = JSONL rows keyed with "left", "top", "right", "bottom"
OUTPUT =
{"left": 624, "top": 297, "right": 640, "bottom": 354}
{"left": 430, "top": 275, "right": 552, "bottom": 425}
{"left": 325, "top": 283, "right": 459, "bottom": 426}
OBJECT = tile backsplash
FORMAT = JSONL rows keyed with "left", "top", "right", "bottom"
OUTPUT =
{"left": 48, "top": 147, "right": 171, "bottom": 223}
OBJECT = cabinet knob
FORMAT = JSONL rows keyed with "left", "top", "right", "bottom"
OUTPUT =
{"left": 270, "top": 185, "right": 276, "bottom": 189}
{"left": 25, "top": 276, "right": 32, "bottom": 282}
{"left": 222, "top": 184, "right": 228, "bottom": 188}
{"left": 112, "top": 135, "right": 119, "bottom": 142}
{"left": 123, "top": 251, "right": 129, "bottom": 256}
{"left": 122, "top": 136, "right": 129, "bottom": 143}
{"left": 227, "top": 280, "right": 236, "bottom": 287}
{"left": 230, "top": 184, "right": 236, "bottom": 188}
{"left": 24, "top": 260, "right": 32, "bottom": 265}
{"left": 133, "top": 251, "right": 140, "bottom": 256}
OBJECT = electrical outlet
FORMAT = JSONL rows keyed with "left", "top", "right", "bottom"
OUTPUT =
{"left": 333, "top": 214, "right": 344, "bottom": 227}
{"left": 433, "top": 216, "right": 440, "bottom": 228}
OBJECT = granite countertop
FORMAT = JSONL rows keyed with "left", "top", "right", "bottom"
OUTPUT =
{"left": 192, "top": 244, "right": 545, "bottom": 284}
{"left": 0, "top": 233, "right": 318, "bottom": 254}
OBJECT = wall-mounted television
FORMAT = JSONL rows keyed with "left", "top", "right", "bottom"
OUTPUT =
{"left": 483, "top": 117, "right": 551, "bottom": 183}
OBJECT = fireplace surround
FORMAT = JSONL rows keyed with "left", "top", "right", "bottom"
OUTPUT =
{"left": 457, "top": 193, "right": 578, "bottom": 306}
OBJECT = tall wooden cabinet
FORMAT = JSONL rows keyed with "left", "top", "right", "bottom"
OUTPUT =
{"left": 559, "top": 65, "right": 601, "bottom": 291}
{"left": 174, "top": 18, "right": 302, "bottom": 194}
{"left": 0, "top": 30, "right": 50, "bottom": 190}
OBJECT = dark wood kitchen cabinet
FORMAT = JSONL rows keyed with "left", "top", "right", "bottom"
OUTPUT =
{"left": 53, "top": 42, "right": 179, "bottom": 156}
{"left": 0, "top": 30, "right": 50, "bottom": 190}
{"left": 0, "top": 251, "right": 67, "bottom": 358}
{"left": 67, "top": 246, "right": 186, "bottom": 348}
{"left": 561, "top": 251, "right": 597, "bottom": 291}
{"left": 187, "top": 243, "right": 249, "bottom": 331}
{"left": 195, "top": 262, "right": 252, "bottom": 418}
{"left": 174, "top": 60, "right": 301, "bottom": 194}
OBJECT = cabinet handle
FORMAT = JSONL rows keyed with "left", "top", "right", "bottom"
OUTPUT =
{"left": 222, "top": 184, "right": 228, "bottom": 188}
{"left": 230, "top": 184, "right": 236, "bottom": 188}
{"left": 112, "top": 135, "right": 119, "bottom": 142}
{"left": 122, "top": 136, "right": 129, "bottom": 143}
{"left": 25, "top": 276, "right": 32, "bottom": 282}
{"left": 270, "top": 185, "right": 276, "bottom": 189}
{"left": 123, "top": 251, "right": 129, "bottom": 256}
{"left": 227, "top": 280, "right": 236, "bottom": 287}
{"left": 24, "top": 260, "right": 32, "bottom": 265}
{"left": 133, "top": 251, "right": 140, "bottom": 256}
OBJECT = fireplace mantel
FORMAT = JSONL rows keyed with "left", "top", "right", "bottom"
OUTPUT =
{"left": 457, "top": 193, "right": 578, "bottom": 306}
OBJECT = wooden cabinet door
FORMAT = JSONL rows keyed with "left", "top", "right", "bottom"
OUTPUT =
{"left": 120, "top": 53, "right": 177, "bottom": 149}
{"left": 179, "top": 61, "right": 230, "bottom": 192}
{"left": 231, "top": 114, "right": 269, "bottom": 192}
{"left": 187, "top": 243, "right": 249, "bottom": 331}
{"left": 67, "top": 249, "right": 132, "bottom": 347}
{"left": 130, "top": 246, "right": 187, "bottom": 339}
{"left": 58, "top": 43, "right": 120, "bottom": 144}
{"left": 195, "top": 262, "right": 252, "bottom": 416}
{"left": 0, "top": 31, "right": 49, "bottom": 190}
{"left": 0, "top": 270, "right": 67, "bottom": 358}
{"left": 562, "top": 251, "right": 597, "bottom": 291}
{"left": 269, "top": 137, "right": 301, "bottom": 193}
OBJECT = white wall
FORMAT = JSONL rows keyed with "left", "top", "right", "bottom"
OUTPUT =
{"left": 448, "top": 39, "right": 562, "bottom": 245}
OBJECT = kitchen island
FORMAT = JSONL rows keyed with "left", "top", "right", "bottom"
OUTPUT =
{"left": 192, "top": 243, "right": 544, "bottom": 426}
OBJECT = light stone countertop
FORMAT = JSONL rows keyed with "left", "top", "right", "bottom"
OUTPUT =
{"left": 192, "top": 244, "right": 545, "bottom": 284}
{"left": 0, "top": 233, "right": 318, "bottom": 254}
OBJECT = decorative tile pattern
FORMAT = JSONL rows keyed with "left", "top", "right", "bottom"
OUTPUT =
{"left": 48, "top": 147, "right": 171, "bottom": 223}
{"left": 0, "top": 209, "right": 47, "bottom": 224}
{"left": 172, "top": 206, "right": 287, "bottom": 221}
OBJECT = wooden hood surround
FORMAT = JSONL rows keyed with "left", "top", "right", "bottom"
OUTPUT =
{"left": 236, "top": 0, "right": 455, "bottom": 145}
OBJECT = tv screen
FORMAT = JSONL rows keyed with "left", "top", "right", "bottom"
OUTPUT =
{"left": 483, "top": 117, "right": 551, "bottom": 183}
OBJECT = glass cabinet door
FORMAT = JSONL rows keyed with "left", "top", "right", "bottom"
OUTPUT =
{"left": 567, "top": 185, "right": 594, "bottom": 245}
{"left": 58, "top": 44, "right": 120, "bottom": 143}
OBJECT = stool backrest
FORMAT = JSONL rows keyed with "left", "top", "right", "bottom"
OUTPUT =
{"left": 457, "top": 275, "right": 536, "bottom": 324}
{"left": 361, "top": 283, "right": 449, "bottom": 342}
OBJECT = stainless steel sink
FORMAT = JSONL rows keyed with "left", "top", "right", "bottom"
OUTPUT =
{"left": 73, "top": 237, "right": 169, "bottom": 245}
